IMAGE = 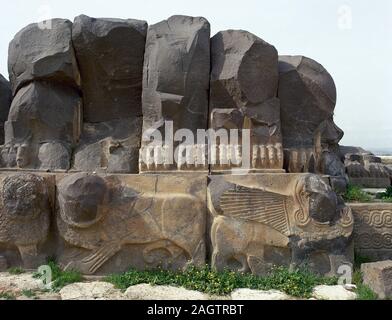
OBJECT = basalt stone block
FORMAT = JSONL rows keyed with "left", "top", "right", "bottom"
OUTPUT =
{"left": 8, "top": 19, "right": 79, "bottom": 95}
{"left": 343, "top": 148, "right": 391, "bottom": 188}
{"left": 0, "top": 172, "right": 55, "bottom": 269}
{"left": 72, "top": 15, "right": 147, "bottom": 123}
{"left": 279, "top": 56, "right": 345, "bottom": 176}
{"left": 362, "top": 260, "right": 392, "bottom": 299}
{"left": 1, "top": 82, "right": 82, "bottom": 170}
{"left": 0, "top": 75, "right": 12, "bottom": 145}
{"left": 56, "top": 173, "right": 207, "bottom": 275}
{"left": 210, "top": 30, "right": 278, "bottom": 109}
{"left": 209, "top": 173, "right": 354, "bottom": 276}
{"left": 73, "top": 117, "right": 142, "bottom": 174}
{"left": 209, "top": 30, "right": 281, "bottom": 172}
{"left": 140, "top": 15, "right": 210, "bottom": 172}
{"left": 350, "top": 203, "right": 392, "bottom": 260}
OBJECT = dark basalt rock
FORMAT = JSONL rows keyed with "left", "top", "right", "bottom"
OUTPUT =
{"left": 72, "top": 15, "right": 147, "bottom": 123}
{"left": 8, "top": 19, "right": 79, "bottom": 95}
{"left": 0, "top": 75, "right": 12, "bottom": 145}
{"left": 142, "top": 15, "right": 211, "bottom": 136}
{"left": 2, "top": 82, "right": 81, "bottom": 170}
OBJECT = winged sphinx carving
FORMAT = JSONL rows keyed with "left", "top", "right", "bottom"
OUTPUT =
{"left": 210, "top": 174, "right": 354, "bottom": 276}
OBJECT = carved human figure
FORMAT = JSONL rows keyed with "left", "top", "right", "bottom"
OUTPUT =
{"left": 57, "top": 173, "right": 206, "bottom": 274}
{"left": 0, "top": 173, "right": 51, "bottom": 268}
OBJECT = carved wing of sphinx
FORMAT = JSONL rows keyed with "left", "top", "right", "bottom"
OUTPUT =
{"left": 220, "top": 187, "right": 291, "bottom": 236}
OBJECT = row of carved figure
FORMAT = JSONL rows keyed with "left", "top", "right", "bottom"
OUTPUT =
{"left": 0, "top": 171, "right": 355, "bottom": 276}
{"left": 0, "top": 15, "right": 346, "bottom": 177}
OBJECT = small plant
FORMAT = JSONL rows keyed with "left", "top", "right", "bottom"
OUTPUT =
{"left": 21, "top": 289, "right": 36, "bottom": 298}
{"left": 106, "top": 265, "right": 337, "bottom": 299}
{"left": 343, "top": 185, "right": 372, "bottom": 202}
{"left": 0, "top": 292, "right": 16, "bottom": 300}
{"left": 377, "top": 186, "right": 392, "bottom": 202}
{"left": 34, "top": 258, "right": 82, "bottom": 291}
{"left": 353, "top": 252, "right": 378, "bottom": 300}
{"left": 7, "top": 267, "right": 25, "bottom": 275}
{"left": 356, "top": 284, "right": 378, "bottom": 300}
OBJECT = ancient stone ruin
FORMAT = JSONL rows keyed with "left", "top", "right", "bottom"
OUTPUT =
{"left": 0, "top": 14, "right": 390, "bottom": 277}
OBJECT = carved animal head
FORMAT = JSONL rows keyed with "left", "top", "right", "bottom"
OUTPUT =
{"left": 58, "top": 173, "right": 109, "bottom": 229}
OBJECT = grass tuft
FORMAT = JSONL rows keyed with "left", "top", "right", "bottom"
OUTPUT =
{"left": 0, "top": 292, "right": 16, "bottom": 300}
{"left": 343, "top": 185, "right": 372, "bottom": 202}
{"left": 353, "top": 252, "right": 378, "bottom": 300}
{"left": 105, "top": 265, "right": 337, "bottom": 299}
{"left": 7, "top": 267, "right": 25, "bottom": 275}
{"left": 377, "top": 186, "right": 392, "bottom": 203}
{"left": 33, "top": 258, "right": 82, "bottom": 291}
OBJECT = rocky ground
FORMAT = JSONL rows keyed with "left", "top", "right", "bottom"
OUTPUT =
{"left": 0, "top": 272, "right": 358, "bottom": 301}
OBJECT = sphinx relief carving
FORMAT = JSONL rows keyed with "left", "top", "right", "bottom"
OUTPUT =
{"left": 56, "top": 173, "right": 207, "bottom": 275}
{"left": 209, "top": 174, "right": 354, "bottom": 276}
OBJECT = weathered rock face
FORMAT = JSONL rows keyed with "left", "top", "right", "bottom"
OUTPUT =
{"left": 0, "top": 173, "right": 53, "bottom": 269}
{"left": 1, "top": 82, "right": 82, "bottom": 170}
{"left": 72, "top": 15, "right": 147, "bottom": 123}
{"left": 342, "top": 146, "right": 391, "bottom": 188}
{"left": 208, "top": 174, "right": 354, "bottom": 276}
{"left": 57, "top": 173, "right": 207, "bottom": 275}
{"left": 140, "top": 15, "right": 210, "bottom": 172}
{"left": 278, "top": 56, "right": 345, "bottom": 178}
{"left": 362, "top": 260, "right": 392, "bottom": 299}
{"left": 8, "top": 19, "right": 79, "bottom": 95}
{"left": 0, "top": 75, "right": 12, "bottom": 145}
{"left": 210, "top": 30, "right": 282, "bottom": 172}
{"left": 73, "top": 118, "right": 142, "bottom": 174}
{"left": 350, "top": 203, "right": 392, "bottom": 260}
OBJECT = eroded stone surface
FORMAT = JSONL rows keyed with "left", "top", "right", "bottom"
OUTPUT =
{"left": 57, "top": 173, "right": 207, "bottom": 275}
{"left": 60, "top": 282, "right": 123, "bottom": 300}
{"left": 72, "top": 15, "right": 147, "bottom": 123}
{"left": 209, "top": 30, "right": 282, "bottom": 172}
{"left": 1, "top": 82, "right": 81, "bottom": 170}
{"left": 140, "top": 15, "right": 210, "bottom": 172}
{"left": 73, "top": 118, "right": 142, "bottom": 173}
{"left": 278, "top": 56, "right": 345, "bottom": 178}
{"left": 312, "top": 285, "right": 357, "bottom": 300}
{"left": 0, "top": 173, "right": 54, "bottom": 269}
{"left": 231, "top": 289, "right": 291, "bottom": 300}
{"left": 125, "top": 284, "right": 209, "bottom": 300}
{"left": 361, "top": 260, "right": 392, "bottom": 299}
{"left": 0, "top": 272, "right": 46, "bottom": 294}
{"left": 209, "top": 174, "right": 354, "bottom": 276}
{"left": 8, "top": 19, "right": 79, "bottom": 95}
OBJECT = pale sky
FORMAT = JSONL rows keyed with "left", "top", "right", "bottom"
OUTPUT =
{"left": 0, "top": 0, "right": 391, "bottom": 150}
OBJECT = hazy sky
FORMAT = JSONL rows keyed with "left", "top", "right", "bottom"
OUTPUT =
{"left": 0, "top": 0, "right": 391, "bottom": 149}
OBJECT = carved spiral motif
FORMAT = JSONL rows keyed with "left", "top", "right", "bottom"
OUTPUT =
{"left": 294, "top": 208, "right": 311, "bottom": 227}
{"left": 361, "top": 210, "right": 392, "bottom": 228}
{"left": 338, "top": 206, "right": 354, "bottom": 228}
{"left": 355, "top": 232, "right": 392, "bottom": 249}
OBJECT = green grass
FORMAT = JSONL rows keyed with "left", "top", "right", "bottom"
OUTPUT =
{"left": 33, "top": 258, "right": 82, "bottom": 291}
{"left": 0, "top": 292, "right": 16, "bottom": 300}
{"left": 7, "top": 267, "right": 25, "bottom": 275}
{"left": 344, "top": 185, "right": 372, "bottom": 202}
{"left": 21, "top": 289, "right": 36, "bottom": 299}
{"left": 353, "top": 252, "right": 378, "bottom": 300}
{"left": 377, "top": 186, "right": 392, "bottom": 203}
{"left": 105, "top": 265, "right": 337, "bottom": 299}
